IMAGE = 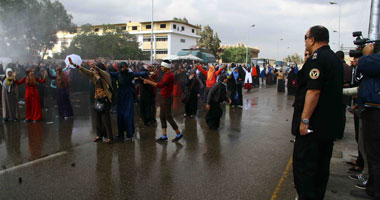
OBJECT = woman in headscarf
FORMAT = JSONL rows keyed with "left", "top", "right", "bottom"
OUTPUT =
{"left": 16, "top": 67, "right": 47, "bottom": 122}
{"left": 183, "top": 67, "right": 202, "bottom": 118}
{"left": 47, "top": 64, "right": 73, "bottom": 119}
{"left": 0, "top": 68, "right": 19, "bottom": 121}
{"left": 196, "top": 63, "right": 225, "bottom": 102}
{"left": 108, "top": 62, "right": 148, "bottom": 141}
{"left": 228, "top": 65, "right": 244, "bottom": 107}
{"left": 69, "top": 58, "right": 113, "bottom": 144}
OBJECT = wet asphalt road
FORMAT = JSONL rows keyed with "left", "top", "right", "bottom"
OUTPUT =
{"left": 0, "top": 86, "right": 297, "bottom": 200}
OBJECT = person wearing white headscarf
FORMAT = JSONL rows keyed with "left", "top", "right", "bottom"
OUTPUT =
{"left": 0, "top": 68, "right": 20, "bottom": 121}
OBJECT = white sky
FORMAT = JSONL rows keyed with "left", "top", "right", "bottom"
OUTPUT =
{"left": 59, "top": 0, "right": 372, "bottom": 60}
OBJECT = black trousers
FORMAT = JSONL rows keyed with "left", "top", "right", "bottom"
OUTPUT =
{"left": 94, "top": 103, "right": 113, "bottom": 140}
{"left": 362, "top": 107, "right": 380, "bottom": 198}
{"left": 139, "top": 97, "right": 156, "bottom": 124}
{"left": 354, "top": 114, "right": 364, "bottom": 168}
{"left": 293, "top": 134, "right": 334, "bottom": 200}
{"left": 205, "top": 101, "right": 223, "bottom": 130}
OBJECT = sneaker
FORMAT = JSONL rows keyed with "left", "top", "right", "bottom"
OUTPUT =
{"left": 156, "top": 136, "right": 168, "bottom": 142}
{"left": 349, "top": 174, "right": 366, "bottom": 182}
{"left": 171, "top": 133, "right": 183, "bottom": 142}
{"left": 125, "top": 137, "right": 134, "bottom": 142}
{"left": 350, "top": 190, "right": 373, "bottom": 199}
{"left": 355, "top": 183, "right": 366, "bottom": 190}
{"left": 348, "top": 166, "right": 362, "bottom": 173}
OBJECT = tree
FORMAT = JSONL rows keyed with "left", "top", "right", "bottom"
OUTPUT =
{"left": 56, "top": 24, "right": 147, "bottom": 60}
{"left": 173, "top": 17, "right": 189, "bottom": 24}
{"left": 197, "top": 25, "right": 221, "bottom": 59}
{"left": 283, "top": 53, "right": 304, "bottom": 64}
{"left": 221, "top": 47, "right": 251, "bottom": 63}
{"left": 0, "top": 0, "right": 75, "bottom": 60}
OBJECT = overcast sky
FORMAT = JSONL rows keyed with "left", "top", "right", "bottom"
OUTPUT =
{"left": 59, "top": 0, "right": 372, "bottom": 60}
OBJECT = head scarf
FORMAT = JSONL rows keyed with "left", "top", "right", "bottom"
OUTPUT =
{"left": 3, "top": 68, "right": 14, "bottom": 92}
{"left": 207, "top": 65, "right": 215, "bottom": 81}
{"left": 5, "top": 68, "right": 13, "bottom": 79}
{"left": 232, "top": 67, "right": 239, "bottom": 81}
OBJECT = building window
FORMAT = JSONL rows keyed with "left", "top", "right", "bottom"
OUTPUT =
{"left": 173, "top": 24, "right": 176, "bottom": 29}
{"left": 146, "top": 24, "right": 151, "bottom": 29}
{"left": 192, "top": 29, "right": 195, "bottom": 33}
{"left": 61, "top": 41, "right": 69, "bottom": 47}
{"left": 181, "top": 26, "right": 185, "bottom": 31}
{"left": 180, "top": 39, "right": 186, "bottom": 43}
{"left": 94, "top": 28, "right": 99, "bottom": 32}
{"left": 132, "top": 26, "right": 137, "bottom": 30}
{"left": 160, "top": 24, "right": 166, "bottom": 29}
{"left": 156, "top": 37, "right": 168, "bottom": 42}
{"left": 121, "top": 26, "right": 126, "bottom": 30}
{"left": 143, "top": 37, "right": 151, "bottom": 42}
{"left": 156, "top": 50, "right": 168, "bottom": 54}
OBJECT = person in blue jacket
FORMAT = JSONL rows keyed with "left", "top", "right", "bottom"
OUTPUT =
{"left": 108, "top": 62, "right": 148, "bottom": 141}
{"left": 355, "top": 43, "right": 380, "bottom": 199}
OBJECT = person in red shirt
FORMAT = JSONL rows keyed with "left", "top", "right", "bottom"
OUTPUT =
{"left": 142, "top": 60, "right": 182, "bottom": 142}
{"left": 196, "top": 63, "right": 225, "bottom": 102}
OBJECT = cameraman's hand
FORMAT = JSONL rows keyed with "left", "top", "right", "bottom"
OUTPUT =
{"left": 363, "top": 43, "right": 375, "bottom": 56}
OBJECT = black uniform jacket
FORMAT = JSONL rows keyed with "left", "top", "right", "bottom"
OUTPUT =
{"left": 291, "top": 45, "right": 344, "bottom": 140}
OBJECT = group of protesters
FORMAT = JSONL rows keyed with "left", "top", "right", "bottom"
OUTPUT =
{"left": 0, "top": 58, "right": 270, "bottom": 143}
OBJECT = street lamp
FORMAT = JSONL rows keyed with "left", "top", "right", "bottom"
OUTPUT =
{"left": 245, "top": 24, "right": 255, "bottom": 66}
{"left": 277, "top": 38, "right": 283, "bottom": 61}
{"left": 329, "top": 1, "right": 341, "bottom": 50}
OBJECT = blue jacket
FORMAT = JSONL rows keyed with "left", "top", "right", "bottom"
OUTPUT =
{"left": 357, "top": 53, "right": 380, "bottom": 106}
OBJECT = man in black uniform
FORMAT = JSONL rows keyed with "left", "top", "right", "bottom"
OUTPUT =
{"left": 291, "top": 25, "right": 343, "bottom": 200}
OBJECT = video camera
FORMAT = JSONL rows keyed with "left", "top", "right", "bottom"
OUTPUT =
{"left": 349, "top": 31, "right": 380, "bottom": 57}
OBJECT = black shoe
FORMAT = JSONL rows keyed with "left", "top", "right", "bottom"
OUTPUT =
{"left": 156, "top": 136, "right": 168, "bottom": 142}
{"left": 171, "top": 134, "right": 183, "bottom": 142}
{"left": 348, "top": 166, "right": 363, "bottom": 173}
{"left": 346, "top": 161, "right": 359, "bottom": 167}
{"left": 115, "top": 135, "right": 124, "bottom": 141}
{"left": 350, "top": 190, "right": 373, "bottom": 199}
{"left": 24, "top": 119, "right": 31, "bottom": 123}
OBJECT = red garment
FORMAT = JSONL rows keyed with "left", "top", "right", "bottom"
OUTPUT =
{"left": 197, "top": 65, "right": 224, "bottom": 88}
{"left": 251, "top": 67, "right": 258, "bottom": 77}
{"left": 16, "top": 77, "right": 46, "bottom": 121}
{"left": 156, "top": 72, "right": 174, "bottom": 98}
{"left": 173, "top": 82, "right": 183, "bottom": 97}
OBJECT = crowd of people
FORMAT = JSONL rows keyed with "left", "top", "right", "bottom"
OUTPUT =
{"left": 0, "top": 57, "right": 296, "bottom": 143}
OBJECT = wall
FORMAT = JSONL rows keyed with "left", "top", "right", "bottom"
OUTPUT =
{"left": 169, "top": 33, "right": 198, "bottom": 56}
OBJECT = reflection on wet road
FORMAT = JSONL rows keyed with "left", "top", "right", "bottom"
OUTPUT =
{"left": 0, "top": 86, "right": 296, "bottom": 200}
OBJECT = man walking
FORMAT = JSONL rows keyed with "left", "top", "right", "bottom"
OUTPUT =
{"left": 291, "top": 25, "right": 343, "bottom": 200}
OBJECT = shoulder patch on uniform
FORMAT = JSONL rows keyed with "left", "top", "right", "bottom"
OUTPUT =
{"left": 309, "top": 68, "right": 320, "bottom": 79}
{"left": 312, "top": 52, "right": 318, "bottom": 60}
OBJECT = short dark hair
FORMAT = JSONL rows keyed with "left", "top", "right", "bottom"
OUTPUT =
{"left": 335, "top": 51, "right": 344, "bottom": 60}
{"left": 309, "top": 25, "right": 329, "bottom": 43}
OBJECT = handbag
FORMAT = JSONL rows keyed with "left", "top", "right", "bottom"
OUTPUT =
{"left": 182, "top": 78, "right": 196, "bottom": 104}
{"left": 94, "top": 98, "right": 106, "bottom": 112}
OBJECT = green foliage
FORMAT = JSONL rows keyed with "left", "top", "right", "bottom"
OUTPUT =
{"left": 197, "top": 25, "right": 221, "bottom": 59}
{"left": 221, "top": 47, "right": 251, "bottom": 63}
{"left": 283, "top": 53, "right": 304, "bottom": 64}
{"left": 173, "top": 17, "right": 189, "bottom": 24}
{"left": 56, "top": 24, "right": 148, "bottom": 60}
{"left": 0, "top": 0, "right": 75, "bottom": 59}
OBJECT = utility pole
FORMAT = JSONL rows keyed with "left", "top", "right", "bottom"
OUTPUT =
{"left": 150, "top": 0, "right": 154, "bottom": 64}
{"left": 369, "top": 0, "right": 380, "bottom": 40}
